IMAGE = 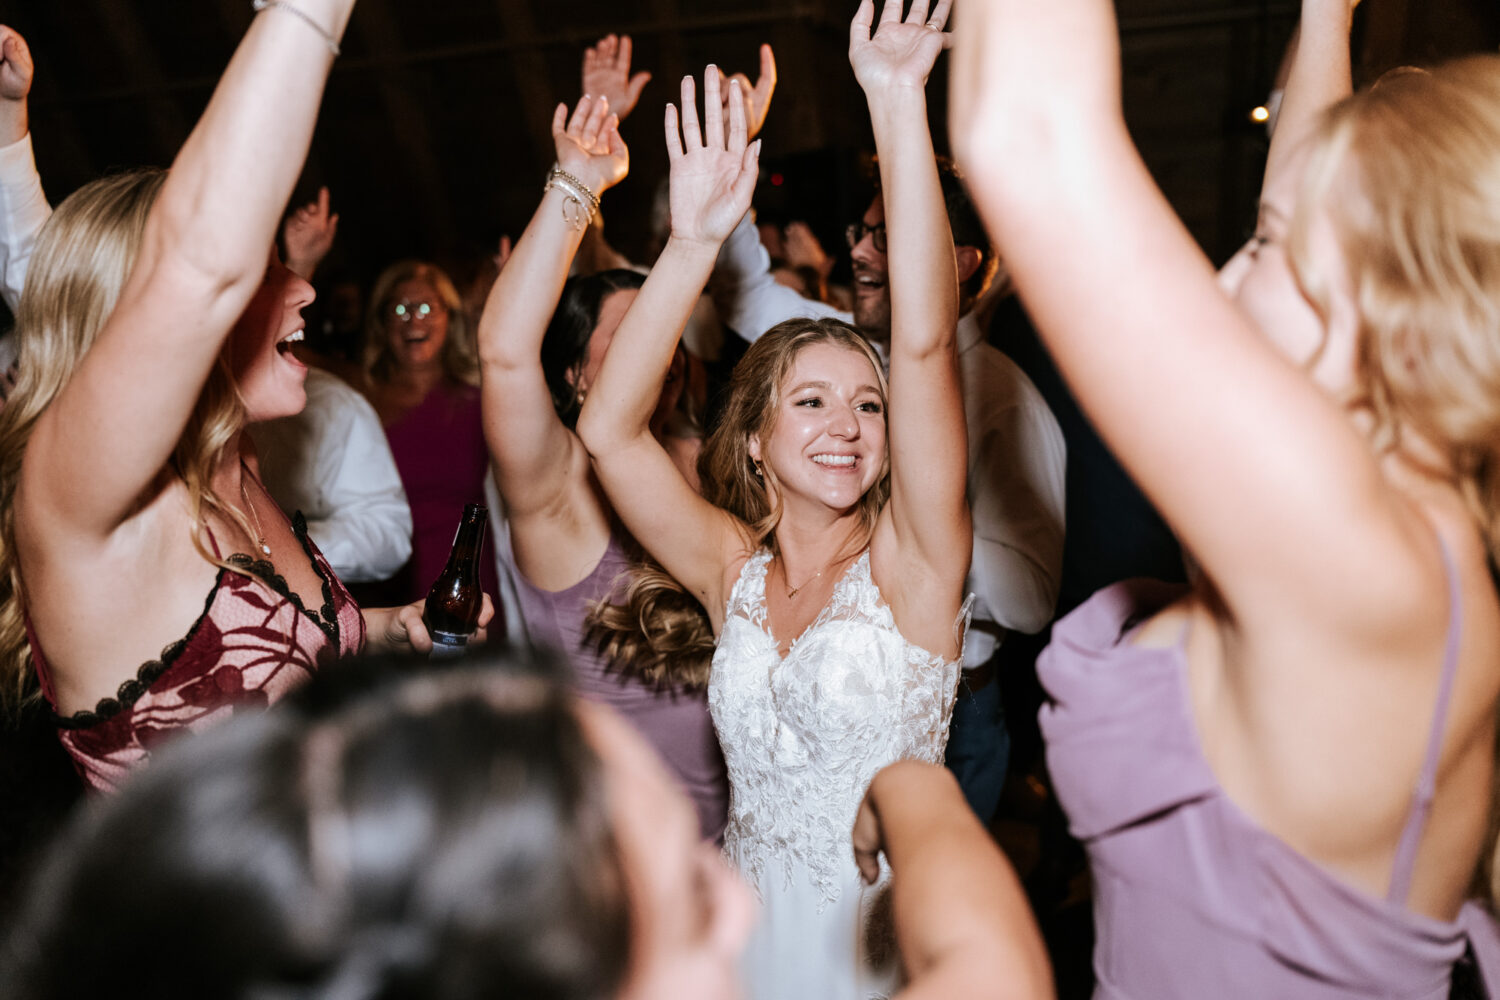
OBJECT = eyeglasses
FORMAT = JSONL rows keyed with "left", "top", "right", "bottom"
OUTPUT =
{"left": 390, "top": 300, "right": 436, "bottom": 322}
{"left": 845, "top": 221, "right": 887, "bottom": 254}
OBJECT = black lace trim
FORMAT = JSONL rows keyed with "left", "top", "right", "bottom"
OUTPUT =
{"left": 51, "top": 512, "right": 340, "bottom": 730}
{"left": 53, "top": 568, "right": 228, "bottom": 730}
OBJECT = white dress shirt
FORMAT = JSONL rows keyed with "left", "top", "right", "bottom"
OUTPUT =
{"left": 251, "top": 368, "right": 413, "bottom": 583}
{"left": 712, "top": 212, "right": 1066, "bottom": 668}
{"left": 0, "top": 132, "right": 52, "bottom": 374}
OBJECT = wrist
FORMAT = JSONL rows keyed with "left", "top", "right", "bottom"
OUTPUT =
{"left": 0, "top": 104, "right": 27, "bottom": 148}
{"left": 663, "top": 233, "right": 726, "bottom": 261}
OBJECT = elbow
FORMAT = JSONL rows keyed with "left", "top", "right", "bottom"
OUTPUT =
{"left": 574, "top": 407, "right": 611, "bottom": 458}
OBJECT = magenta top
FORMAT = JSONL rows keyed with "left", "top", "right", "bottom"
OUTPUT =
{"left": 1038, "top": 551, "right": 1500, "bottom": 999}
{"left": 380, "top": 380, "right": 499, "bottom": 609}
{"left": 506, "top": 529, "right": 728, "bottom": 842}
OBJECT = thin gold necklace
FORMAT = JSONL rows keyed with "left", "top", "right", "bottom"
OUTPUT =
{"left": 240, "top": 477, "right": 272, "bottom": 558}
{"left": 783, "top": 557, "right": 832, "bottom": 600}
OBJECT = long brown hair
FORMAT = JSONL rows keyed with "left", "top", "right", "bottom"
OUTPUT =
{"left": 586, "top": 318, "right": 890, "bottom": 685}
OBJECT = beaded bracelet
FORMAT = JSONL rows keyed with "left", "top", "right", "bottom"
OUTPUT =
{"left": 544, "top": 165, "right": 601, "bottom": 231}
{"left": 252, "top": 0, "right": 342, "bottom": 56}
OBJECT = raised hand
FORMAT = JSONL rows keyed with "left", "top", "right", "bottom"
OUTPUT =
{"left": 582, "top": 33, "right": 651, "bottom": 123}
{"left": 282, "top": 186, "right": 339, "bottom": 280}
{"left": 723, "top": 43, "right": 777, "bottom": 141}
{"left": 0, "top": 26, "right": 32, "bottom": 103}
{"left": 665, "top": 70, "right": 760, "bottom": 248}
{"left": 552, "top": 93, "right": 629, "bottom": 197}
{"left": 0, "top": 25, "right": 34, "bottom": 145}
{"left": 849, "top": 0, "right": 952, "bottom": 95}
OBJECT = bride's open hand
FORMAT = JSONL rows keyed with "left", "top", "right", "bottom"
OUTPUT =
{"left": 552, "top": 93, "right": 629, "bottom": 197}
{"left": 849, "top": 0, "right": 952, "bottom": 96}
{"left": 665, "top": 69, "right": 760, "bottom": 249}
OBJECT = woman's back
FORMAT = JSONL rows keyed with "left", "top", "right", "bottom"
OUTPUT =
{"left": 1039, "top": 544, "right": 1499, "bottom": 997}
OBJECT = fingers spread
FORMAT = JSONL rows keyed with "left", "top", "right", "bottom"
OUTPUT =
{"left": 756, "top": 41, "right": 780, "bottom": 99}
{"left": 929, "top": 0, "right": 954, "bottom": 31}
{"left": 664, "top": 103, "right": 685, "bottom": 161}
{"left": 850, "top": 0, "right": 875, "bottom": 42}
{"left": 583, "top": 94, "right": 610, "bottom": 144}
{"left": 726, "top": 78, "right": 747, "bottom": 150}
{"left": 566, "top": 96, "right": 593, "bottom": 135}
{"left": 678, "top": 75, "right": 703, "bottom": 149}
{"left": 551, "top": 101, "right": 568, "bottom": 136}
{"left": 703, "top": 65, "right": 725, "bottom": 148}
{"left": 877, "top": 0, "right": 902, "bottom": 25}
{"left": 618, "top": 34, "right": 633, "bottom": 68}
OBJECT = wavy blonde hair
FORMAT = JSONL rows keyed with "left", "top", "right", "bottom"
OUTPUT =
{"left": 1288, "top": 56, "right": 1500, "bottom": 901}
{"left": 586, "top": 319, "right": 890, "bottom": 686}
{"left": 0, "top": 169, "right": 256, "bottom": 717}
{"left": 362, "top": 260, "right": 479, "bottom": 387}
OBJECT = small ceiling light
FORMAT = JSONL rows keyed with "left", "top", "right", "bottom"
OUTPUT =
{"left": 1249, "top": 105, "right": 1271, "bottom": 124}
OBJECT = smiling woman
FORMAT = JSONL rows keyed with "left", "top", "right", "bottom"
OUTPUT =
{"left": 575, "top": 3, "right": 974, "bottom": 988}
{"left": 0, "top": 0, "right": 490, "bottom": 794}
{"left": 358, "top": 259, "right": 497, "bottom": 608}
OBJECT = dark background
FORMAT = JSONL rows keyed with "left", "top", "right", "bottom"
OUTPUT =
{"left": 7, "top": 0, "right": 1498, "bottom": 295}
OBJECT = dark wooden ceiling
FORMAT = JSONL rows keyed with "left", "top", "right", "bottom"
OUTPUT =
{"left": 9, "top": 0, "right": 1500, "bottom": 289}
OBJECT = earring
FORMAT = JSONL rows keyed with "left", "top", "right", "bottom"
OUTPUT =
{"left": 752, "top": 460, "right": 764, "bottom": 481}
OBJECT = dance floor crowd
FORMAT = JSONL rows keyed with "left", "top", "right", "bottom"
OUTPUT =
{"left": 2, "top": 1, "right": 1500, "bottom": 997}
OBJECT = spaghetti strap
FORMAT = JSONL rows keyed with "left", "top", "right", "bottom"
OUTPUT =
{"left": 1386, "top": 535, "right": 1464, "bottom": 904}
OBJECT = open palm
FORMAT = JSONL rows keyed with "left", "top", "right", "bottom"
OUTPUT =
{"left": 849, "top": 0, "right": 952, "bottom": 94}
{"left": 553, "top": 94, "right": 629, "bottom": 196}
{"left": 666, "top": 71, "right": 759, "bottom": 247}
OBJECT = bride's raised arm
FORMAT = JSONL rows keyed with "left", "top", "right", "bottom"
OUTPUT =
{"left": 576, "top": 70, "right": 759, "bottom": 622}
{"left": 853, "top": 0, "right": 971, "bottom": 644}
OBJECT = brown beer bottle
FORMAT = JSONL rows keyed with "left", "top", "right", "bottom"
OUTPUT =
{"left": 424, "top": 503, "right": 487, "bottom": 659}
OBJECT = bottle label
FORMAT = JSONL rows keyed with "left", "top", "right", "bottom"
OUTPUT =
{"left": 429, "top": 631, "right": 469, "bottom": 660}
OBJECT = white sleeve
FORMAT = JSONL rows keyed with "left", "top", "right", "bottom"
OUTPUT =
{"left": 964, "top": 367, "right": 1067, "bottom": 653}
{"left": 709, "top": 210, "right": 848, "bottom": 343}
{"left": 0, "top": 133, "right": 52, "bottom": 312}
{"left": 300, "top": 384, "right": 413, "bottom": 583}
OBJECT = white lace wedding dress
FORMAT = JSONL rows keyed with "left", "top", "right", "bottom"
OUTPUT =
{"left": 710, "top": 548, "right": 968, "bottom": 1000}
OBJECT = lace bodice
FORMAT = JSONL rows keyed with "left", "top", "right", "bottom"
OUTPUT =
{"left": 710, "top": 548, "right": 968, "bottom": 908}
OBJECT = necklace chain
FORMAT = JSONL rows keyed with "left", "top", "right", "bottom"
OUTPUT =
{"left": 240, "top": 475, "right": 272, "bottom": 558}
{"left": 783, "top": 562, "right": 825, "bottom": 600}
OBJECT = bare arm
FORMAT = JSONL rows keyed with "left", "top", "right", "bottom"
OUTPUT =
{"left": 576, "top": 71, "right": 759, "bottom": 614}
{"left": 852, "top": 0, "right": 971, "bottom": 616}
{"left": 948, "top": 0, "right": 1419, "bottom": 631}
{"left": 20, "top": 0, "right": 352, "bottom": 545}
{"left": 1263, "top": 0, "right": 1357, "bottom": 193}
{"left": 854, "top": 762, "right": 1054, "bottom": 1000}
{"left": 477, "top": 96, "right": 627, "bottom": 590}
{"left": 0, "top": 26, "right": 47, "bottom": 313}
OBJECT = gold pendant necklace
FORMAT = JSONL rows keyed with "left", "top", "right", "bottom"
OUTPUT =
{"left": 240, "top": 478, "right": 272, "bottom": 558}
{"left": 784, "top": 564, "right": 824, "bottom": 600}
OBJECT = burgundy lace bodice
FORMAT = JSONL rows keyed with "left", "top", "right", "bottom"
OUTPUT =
{"left": 27, "top": 512, "right": 365, "bottom": 792}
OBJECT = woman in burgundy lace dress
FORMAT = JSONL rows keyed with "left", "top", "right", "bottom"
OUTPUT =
{"left": 0, "top": 0, "right": 487, "bottom": 792}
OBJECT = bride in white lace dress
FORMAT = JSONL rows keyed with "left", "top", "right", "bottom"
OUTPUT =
{"left": 577, "top": 4, "right": 971, "bottom": 996}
